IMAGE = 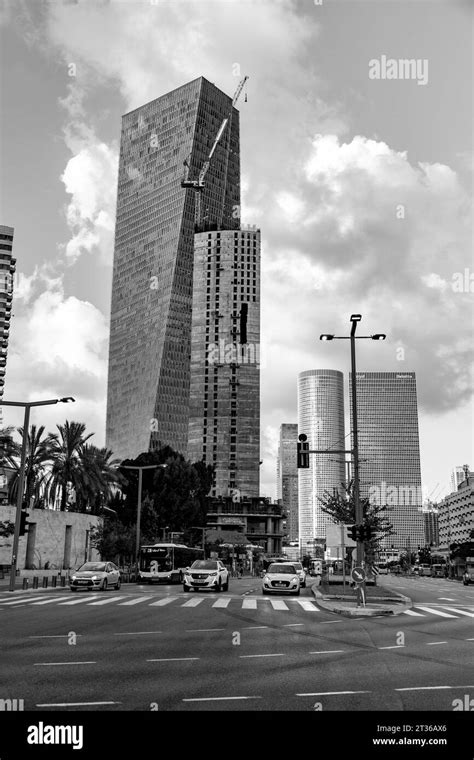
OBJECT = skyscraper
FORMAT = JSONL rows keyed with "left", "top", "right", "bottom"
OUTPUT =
{"left": 350, "top": 371, "right": 424, "bottom": 549}
{"left": 298, "top": 370, "right": 346, "bottom": 556}
{"left": 0, "top": 225, "right": 15, "bottom": 422}
{"left": 106, "top": 78, "right": 241, "bottom": 460}
{"left": 187, "top": 227, "right": 260, "bottom": 498}
{"left": 276, "top": 423, "right": 299, "bottom": 541}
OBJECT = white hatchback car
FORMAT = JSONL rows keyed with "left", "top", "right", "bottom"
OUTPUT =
{"left": 183, "top": 560, "right": 229, "bottom": 592}
{"left": 69, "top": 561, "right": 121, "bottom": 591}
{"left": 262, "top": 563, "right": 301, "bottom": 595}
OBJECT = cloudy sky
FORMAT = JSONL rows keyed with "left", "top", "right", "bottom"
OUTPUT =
{"left": 1, "top": 0, "right": 472, "bottom": 502}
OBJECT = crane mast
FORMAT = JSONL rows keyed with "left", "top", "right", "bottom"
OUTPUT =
{"left": 181, "top": 76, "right": 248, "bottom": 231}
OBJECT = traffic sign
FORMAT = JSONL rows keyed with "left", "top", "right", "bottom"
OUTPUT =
{"left": 351, "top": 566, "right": 366, "bottom": 583}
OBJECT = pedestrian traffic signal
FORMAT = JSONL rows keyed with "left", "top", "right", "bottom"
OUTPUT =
{"left": 360, "top": 525, "right": 373, "bottom": 541}
{"left": 297, "top": 434, "right": 309, "bottom": 469}
{"left": 347, "top": 525, "right": 358, "bottom": 541}
{"left": 19, "top": 510, "right": 30, "bottom": 537}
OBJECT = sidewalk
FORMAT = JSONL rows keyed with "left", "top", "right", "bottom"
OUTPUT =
{"left": 310, "top": 578, "right": 412, "bottom": 617}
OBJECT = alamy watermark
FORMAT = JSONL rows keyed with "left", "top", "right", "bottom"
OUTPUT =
{"left": 369, "top": 481, "right": 432, "bottom": 507}
{"left": 369, "top": 55, "right": 429, "bottom": 86}
{"left": 207, "top": 339, "right": 264, "bottom": 367}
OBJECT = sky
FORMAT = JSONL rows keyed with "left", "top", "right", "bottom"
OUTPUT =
{"left": 0, "top": 0, "right": 472, "bottom": 503}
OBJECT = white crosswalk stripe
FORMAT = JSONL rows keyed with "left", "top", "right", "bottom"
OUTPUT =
{"left": 58, "top": 596, "right": 101, "bottom": 606}
{"left": 425, "top": 606, "right": 474, "bottom": 618}
{"left": 296, "top": 600, "right": 319, "bottom": 611}
{"left": 413, "top": 606, "right": 457, "bottom": 618}
{"left": 117, "top": 597, "right": 150, "bottom": 606}
{"left": 212, "top": 597, "right": 231, "bottom": 608}
{"left": 181, "top": 597, "right": 204, "bottom": 608}
{"left": 30, "top": 596, "right": 73, "bottom": 605}
{"left": 149, "top": 597, "right": 179, "bottom": 607}
{"left": 88, "top": 596, "right": 125, "bottom": 606}
{"left": 403, "top": 609, "right": 426, "bottom": 616}
{"left": 270, "top": 599, "right": 289, "bottom": 610}
{"left": 242, "top": 598, "right": 257, "bottom": 609}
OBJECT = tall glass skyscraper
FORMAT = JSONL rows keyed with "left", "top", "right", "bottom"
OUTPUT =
{"left": 106, "top": 78, "right": 241, "bottom": 460}
{"left": 187, "top": 227, "right": 260, "bottom": 498}
{"left": 298, "top": 370, "right": 346, "bottom": 555}
{"left": 0, "top": 225, "right": 15, "bottom": 425}
{"left": 276, "top": 423, "right": 299, "bottom": 541}
{"left": 350, "top": 371, "right": 424, "bottom": 549}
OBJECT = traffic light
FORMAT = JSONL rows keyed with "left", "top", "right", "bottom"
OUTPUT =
{"left": 360, "top": 525, "right": 373, "bottom": 541}
{"left": 347, "top": 525, "right": 358, "bottom": 541}
{"left": 19, "top": 510, "right": 30, "bottom": 537}
{"left": 297, "top": 434, "right": 309, "bottom": 468}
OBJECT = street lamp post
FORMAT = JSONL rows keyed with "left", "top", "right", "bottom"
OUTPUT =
{"left": 0, "top": 397, "right": 76, "bottom": 592}
{"left": 119, "top": 463, "right": 167, "bottom": 568}
{"left": 320, "top": 315, "right": 386, "bottom": 606}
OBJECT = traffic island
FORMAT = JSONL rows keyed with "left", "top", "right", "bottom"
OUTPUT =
{"left": 310, "top": 579, "right": 412, "bottom": 617}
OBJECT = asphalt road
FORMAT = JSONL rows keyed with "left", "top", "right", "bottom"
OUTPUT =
{"left": 1, "top": 575, "right": 473, "bottom": 712}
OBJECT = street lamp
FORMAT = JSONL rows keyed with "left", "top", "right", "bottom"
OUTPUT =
{"left": 0, "top": 397, "right": 76, "bottom": 592}
{"left": 119, "top": 463, "right": 167, "bottom": 567}
{"left": 320, "top": 315, "right": 386, "bottom": 603}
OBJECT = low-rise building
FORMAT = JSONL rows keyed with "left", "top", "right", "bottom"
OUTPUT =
{"left": 205, "top": 496, "right": 284, "bottom": 554}
{"left": 438, "top": 477, "right": 474, "bottom": 552}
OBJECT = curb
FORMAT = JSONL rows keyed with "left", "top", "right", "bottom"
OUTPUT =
{"left": 310, "top": 582, "right": 412, "bottom": 617}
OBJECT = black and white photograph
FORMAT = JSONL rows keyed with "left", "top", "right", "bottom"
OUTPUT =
{"left": 0, "top": 0, "right": 472, "bottom": 754}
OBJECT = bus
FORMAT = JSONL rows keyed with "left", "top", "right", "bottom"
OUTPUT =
{"left": 138, "top": 543, "right": 204, "bottom": 584}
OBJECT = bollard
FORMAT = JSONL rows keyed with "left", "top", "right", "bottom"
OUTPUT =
{"left": 22, "top": 577, "right": 28, "bottom": 590}
{"left": 52, "top": 575, "right": 57, "bottom": 587}
{"left": 42, "top": 576, "right": 48, "bottom": 588}
{"left": 60, "top": 576, "right": 66, "bottom": 587}
{"left": 33, "top": 576, "right": 38, "bottom": 589}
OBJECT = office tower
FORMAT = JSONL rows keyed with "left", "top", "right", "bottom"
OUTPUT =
{"left": 106, "top": 77, "right": 241, "bottom": 461}
{"left": 0, "top": 226, "right": 15, "bottom": 421}
{"left": 276, "top": 424, "right": 299, "bottom": 541}
{"left": 422, "top": 507, "right": 439, "bottom": 546}
{"left": 350, "top": 371, "right": 424, "bottom": 549}
{"left": 298, "top": 370, "right": 346, "bottom": 557}
{"left": 450, "top": 466, "right": 473, "bottom": 493}
{"left": 187, "top": 227, "right": 260, "bottom": 498}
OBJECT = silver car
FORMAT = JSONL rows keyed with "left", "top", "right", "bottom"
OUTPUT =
{"left": 69, "top": 561, "right": 121, "bottom": 592}
{"left": 281, "top": 560, "right": 306, "bottom": 588}
{"left": 262, "top": 563, "right": 300, "bottom": 595}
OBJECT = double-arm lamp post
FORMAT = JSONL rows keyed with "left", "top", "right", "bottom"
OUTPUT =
{"left": 119, "top": 463, "right": 167, "bottom": 568}
{"left": 0, "top": 397, "right": 76, "bottom": 592}
{"left": 319, "top": 315, "right": 386, "bottom": 604}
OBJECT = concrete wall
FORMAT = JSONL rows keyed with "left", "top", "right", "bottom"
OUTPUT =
{"left": 0, "top": 506, "right": 102, "bottom": 570}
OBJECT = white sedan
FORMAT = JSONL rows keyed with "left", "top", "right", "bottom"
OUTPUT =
{"left": 262, "top": 563, "right": 301, "bottom": 595}
{"left": 69, "top": 562, "right": 121, "bottom": 591}
{"left": 183, "top": 560, "right": 229, "bottom": 592}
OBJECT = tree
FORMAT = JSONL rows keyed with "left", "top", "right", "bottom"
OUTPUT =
{"left": 90, "top": 517, "right": 136, "bottom": 565}
{"left": 74, "top": 445, "right": 123, "bottom": 514}
{"left": 46, "top": 421, "right": 94, "bottom": 511}
{"left": 7, "top": 425, "right": 54, "bottom": 508}
{"left": 318, "top": 480, "right": 394, "bottom": 560}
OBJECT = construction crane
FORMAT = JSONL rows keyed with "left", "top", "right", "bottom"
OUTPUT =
{"left": 181, "top": 75, "right": 248, "bottom": 230}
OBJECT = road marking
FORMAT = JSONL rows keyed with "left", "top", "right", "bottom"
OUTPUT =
{"left": 242, "top": 599, "right": 257, "bottom": 609}
{"left": 403, "top": 610, "right": 426, "bottom": 616}
{"left": 309, "top": 650, "right": 346, "bottom": 654}
{"left": 296, "top": 600, "right": 318, "bottom": 611}
{"left": 395, "top": 686, "right": 452, "bottom": 691}
{"left": 426, "top": 641, "right": 448, "bottom": 646}
{"left": 212, "top": 597, "right": 231, "bottom": 608}
{"left": 117, "top": 597, "right": 150, "bottom": 606}
{"left": 414, "top": 606, "right": 457, "bottom": 618}
{"left": 378, "top": 645, "right": 406, "bottom": 650}
{"left": 185, "top": 628, "right": 225, "bottom": 632}
{"left": 297, "top": 690, "right": 369, "bottom": 696}
{"left": 29, "top": 634, "right": 83, "bottom": 639}
{"left": 319, "top": 620, "right": 343, "bottom": 624}
{"left": 243, "top": 626, "right": 268, "bottom": 629}
{"left": 183, "top": 696, "right": 261, "bottom": 702}
{"left": 113, "top": 631, "right": 162, "bottom": 636}
{"left": 270, "top": 600, "right": 289, "bottom": 610}
{"left": 0, "top": 596, "right": 58, "bottom": 606}
{"left": 88, "top": 596, "right": 124, "bottom": 606}
{"left": 34, "top": 661, "right": 96, "bottom": 666}
{"left": 438, "top": 597, "right": 457, "bottom": 601}
{"left": 37, "top": 701, "right": 120, "bottom": 707}
{"left": 239, "top": 653, "right": 285, "bottom": 658}
{"left": 147, "top": 657, "right": 199, "bottom": 662}
{"left": 149, "top": 597, "right": 179, "bottom": 606}
{"left": 58, "top": 595, "right": 100, "bottom": 605}
{"left": 181, "top": 597, "right": 204, "bottom": 608}
{"left": 283, "top": 623, "right": 304, "bottom": 627}
{"left": 466, "top": 638, "right": 474, "bottom": 641}
{"left": 434, "top": 606, "right": 474, "bottom": 618}
{"left": 28, "top": 596, "right": 72, "bottom": 605}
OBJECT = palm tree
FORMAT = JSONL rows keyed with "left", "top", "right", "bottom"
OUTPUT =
{"left": 74, "top": 444, "right": 123, "bottom": 514}
{"left": 46, "top": 421, "right": 94, "bottom": 511}
{"left": 7, "top": 425, "right": 54, "bottom": 508}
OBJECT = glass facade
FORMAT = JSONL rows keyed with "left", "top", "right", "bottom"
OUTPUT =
{"left": 298, "top": 370, "right": 346, "bottom": 554}
{"left": 106, "top": 78, "right": 241, "bottom": 460}
{"left": 0, "top": 225, "right": 15, "bottom": 425}
{"left": 188, "top": 229, "right": 260, "bottom": 498}
{"left": 276, "top": 423, "right": 299, "bottom": 541}
{"left": 350, "top": 371, "right": 425, "bottom": 549}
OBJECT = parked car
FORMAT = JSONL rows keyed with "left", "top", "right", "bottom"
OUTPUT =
{"left": 281, "top": 560, "right": 306, "bottom": 587}
{"left": 262, "top": 563, "right": 300, "bottom": 595}
{"left": 183, "top": 560, "right": 229, "bottom": 592}
{"left": 69, "top": 561, "right": 121, "bottom": 591}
